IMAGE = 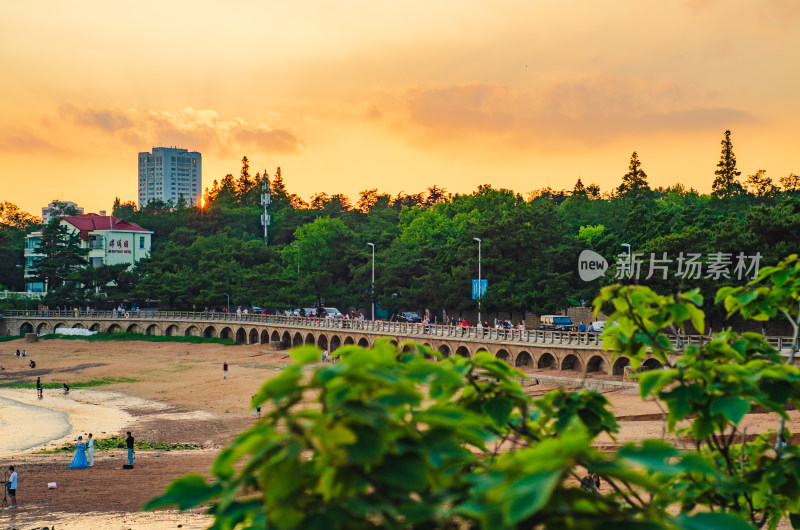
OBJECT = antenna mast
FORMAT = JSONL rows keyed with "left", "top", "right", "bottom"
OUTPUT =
{"left": 261, "top": 170, "right": 271, "bottom": 245}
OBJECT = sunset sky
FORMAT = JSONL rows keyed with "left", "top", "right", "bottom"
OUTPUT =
{"left": 2, "top": 0, "right": 799, "bottom": 216}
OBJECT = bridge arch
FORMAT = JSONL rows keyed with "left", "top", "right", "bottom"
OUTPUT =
{"left": 438, "top": 344, "right": 451, "bottom": 358}
{"left": 185, "top": 325, "right": 200, "bottom": 337}
{"left": 126, "top": 323, "right": 142, "bottom": 334}
{"left": 37, "top": 322, "right": 50, "bottom": 334}
{"left": 166, "top": 324, "right": 180, "bottom": 336}
{"left": 305, "top": 333, "right": 315, "bottom": 346}
{"left": 538, "top": 352, "right": 556, "bottom": 369}
{"left": 20, "top": 321, "right": 33, "bottom": 334}
{"left": 561, "top": 354, "right": 582, "bottom": 373}
{"left": 271, "top": 331, "right": 281, "bottom": 344}
{"left": 234, "top": 327, "right": 246, "bottom": 343}
{"left": 260, "top": 330, "right": 269, "bottom": 344}
{"left": 249, "top": 328, "right": 258, "bottom": 344}
{"left": 318, "top": 334, "right": 328, "bottom": 351}
{"left": 146, "top": 324, "right": 161, "bottom": 336}
{"left": 330, "top": 335, "right": 341, "bottom": 351}
{"left": 203, "top": 325, "right": 217, "bottom": 338}
{"left": 72, "top": 323, "right": 85, "bottom": 329}
{"left": 292, "top": 332, "right": 303, "bottom": 347}
{"left": 642, "top": 358, "right": 664, "bottom": 371}
{"left": 586, "top": 354, "right": 607, "bottom": 374}
{"left": 515, "top": 351, "right": 533, "bottom": 367}
{"left": 89, "top": 323, "right": 102, "bottom": 333}
{"left": 612, "top": 357, "right": 630, "bottom": 376}
{"left": 53, "top": 322, "right": 67, "bottom": 332}
{"left": 108, "top": 323, "right": 122, "bottom": 333}
{"left": 220, "top": 327, "right": 233, "bottom": 340}
{"left": 496, "top": 349, "right": 510, "bottom": 362}
{"left": 455, "top": 346, "right": 470, "bottom": 358}
{"left": 282, "top": 331, "right": 292, "bottom": 348}
{"left": 357, "top": 337, "right": 369, "bottom": 347}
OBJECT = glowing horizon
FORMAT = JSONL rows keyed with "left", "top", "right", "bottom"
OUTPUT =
{"left": 2, "top": 1, "right": 799, "bottom": 217}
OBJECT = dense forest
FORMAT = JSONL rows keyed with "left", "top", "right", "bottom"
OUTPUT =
{"left": 2, "top": 130, "right": 799, "bottom": 325}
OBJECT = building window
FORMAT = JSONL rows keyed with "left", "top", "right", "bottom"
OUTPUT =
{"left": 140, "top": 236, "right": 145, "bottom": 249}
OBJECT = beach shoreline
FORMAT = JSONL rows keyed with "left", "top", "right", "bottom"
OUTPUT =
{"left": 0, "top": 388, "right": 136, "bottom": 458}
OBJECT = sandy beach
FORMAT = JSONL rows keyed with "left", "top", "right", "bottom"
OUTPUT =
{"left": 0, "top": 337, "right": 798, "bottom": 528}
{"left": 0, "top": 338, "right": 279, "bottom": 528}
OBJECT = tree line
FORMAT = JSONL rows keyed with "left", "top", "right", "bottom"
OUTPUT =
{"left": 2, "top": 130, "right": 799, "bottom": 325}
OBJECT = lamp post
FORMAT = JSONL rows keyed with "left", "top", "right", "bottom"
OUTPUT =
{"left": 367, "top": 242, "right": 375, "bottom": 320}
{"left": 224, "top": 292, "right": 230, "bottom": 315}
{"left": 621, "top": 242, "right": 631, "bottom": 258}
{"left": 292, "top": 244, "right": 299, "bottom": 274}
{"left": 473, "top": 237, "right": 482, "bottom": 324}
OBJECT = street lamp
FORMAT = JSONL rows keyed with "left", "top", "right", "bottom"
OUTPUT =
{"left": 621, "top": 243, "right": 631, "bottom": 258}
{"left": 473, "top": 237, "right": 482, "bottom": 324}
{"left": 367, "top": 242, "right": 375, "bottom": 321}
{"left": 223, "top": 292, "right": 230, "bottom": 315}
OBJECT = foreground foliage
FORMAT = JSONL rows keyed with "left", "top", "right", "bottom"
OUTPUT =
{"left": 147, "top": 256, "right": 800, "bottom": 529}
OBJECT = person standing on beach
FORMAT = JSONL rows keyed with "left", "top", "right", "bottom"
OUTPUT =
{"left": 87, "top": 433, "right": 95, "bottom": 467}
{"left": 68, "top": 436, "right": 88, "bottom": 468}
{"left": 6, "top": 466, "right": 18, "bottom": 509}
{"left": 126, "top": 432, "right": 134, "bottom": 466}
{"left": 36, "top": 377, "right": 42, "bottom": 399}
{"left": 223, "top": 362, "right": 228, "bottom": 379}
{"left": 6, "top": 466, "right": 17, "bottom": 509}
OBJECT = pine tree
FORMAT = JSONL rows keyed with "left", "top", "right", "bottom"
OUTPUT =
{"left": 31, "top": 220, "right": 89, "bottom": 291}
{"left": 236, "top": 156, "right": 257, "bottom": 205}
{"left": 572, "top": 178, "right": 587, "bottom": 198}
{"left": 617, "top": 152, "right": 651, "bottom": 201}
{"left": 711, "top": 130, "right": 744, "bottom": 198}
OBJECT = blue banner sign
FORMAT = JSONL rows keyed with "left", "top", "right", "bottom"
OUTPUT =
{"left": 471, "top": 279, "right": 487, "bottom": 300}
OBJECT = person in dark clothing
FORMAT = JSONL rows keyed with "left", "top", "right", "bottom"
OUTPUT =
{"left": 126, "top": 432, "right": 134, "bottom": 465}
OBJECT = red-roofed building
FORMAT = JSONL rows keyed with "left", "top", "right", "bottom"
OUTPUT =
{"left": 25, "top": 213, "right": 153, "bottom": 292}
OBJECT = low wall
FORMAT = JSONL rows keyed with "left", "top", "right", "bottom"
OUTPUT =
{"left": 519, "top": 373, "right": 638, "bottom": 392}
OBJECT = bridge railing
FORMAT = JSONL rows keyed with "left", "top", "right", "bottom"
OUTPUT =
{"left": 6, "top": 309, "right": 795, "bottom": 352}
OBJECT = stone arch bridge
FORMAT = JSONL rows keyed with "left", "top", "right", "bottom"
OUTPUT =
{"left": 1, "top": 310, "right": 736, "bottom": 378}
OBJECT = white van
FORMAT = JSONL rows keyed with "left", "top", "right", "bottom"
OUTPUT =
{"left": 323, "top": 307, "right": 343, "bottom": 318}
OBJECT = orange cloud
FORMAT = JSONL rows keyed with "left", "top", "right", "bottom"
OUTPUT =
{"left": 398, "top": 77, "right": 752, "bottom": 151}
{"left": 60, "top": 105, "right": 303, "bottom": 155}
{"left": 0, "top": 132, "right": 67, "bottom": 154}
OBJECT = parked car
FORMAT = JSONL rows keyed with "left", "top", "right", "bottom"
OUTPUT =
{"left": 588, "top": 321, "right": 605, "bottom": 332}
{"left": 322, "top": 307, "right": 343, "bottom": 318}
{"left": 539, "top": 315, "right": 573, "bottom": 331}
{"left": 396, "top": 311, "right": 422, "bottom": 323}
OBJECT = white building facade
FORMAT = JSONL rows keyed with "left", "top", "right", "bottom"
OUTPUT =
{"left": 25, "top": 214, "right": 153, "bottom": 292}
{"left": 138, "top": 147, "right": 201, "bottom": 208}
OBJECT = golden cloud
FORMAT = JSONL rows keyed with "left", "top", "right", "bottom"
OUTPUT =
{"left": 60, "top": 105, "right": 303, "bottom": 155}
{"left": 397, "top": 77, "right": 752, "bottom": 151}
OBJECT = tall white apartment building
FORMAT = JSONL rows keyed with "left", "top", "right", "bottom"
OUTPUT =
{"left": 138, "top": 147, "right": 202, "bottom": 208}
